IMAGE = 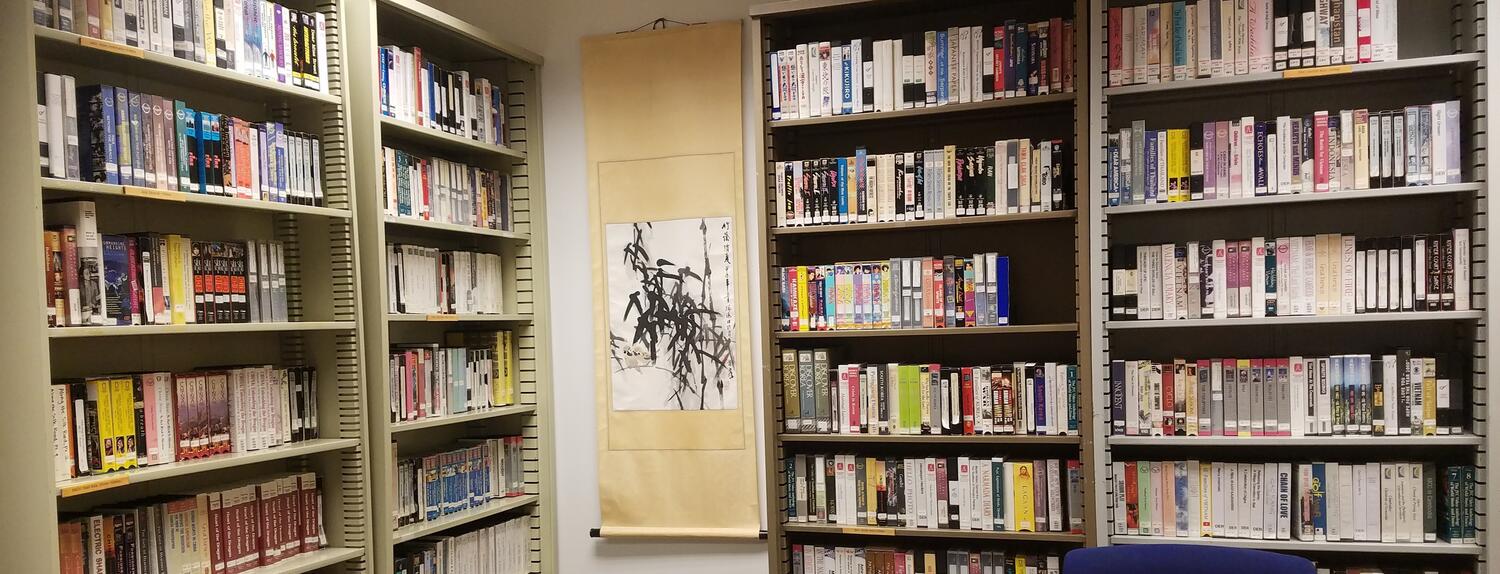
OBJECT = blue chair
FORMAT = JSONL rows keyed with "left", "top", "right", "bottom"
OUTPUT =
{"left": 1063, "top": 544, "right": 1316, "bottom": 574}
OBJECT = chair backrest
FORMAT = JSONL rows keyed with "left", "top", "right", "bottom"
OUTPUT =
{"left": 1063, "top": 545, "right": 1316, "bottom": 574}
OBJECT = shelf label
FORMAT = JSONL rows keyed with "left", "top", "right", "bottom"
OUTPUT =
{"left": 841, "top": 526, "right": 895, "bottom": 536}
{"left": 1282, "top": 64, "right": 1352, "bottom": 79}
{"left": 79, "top": 37, "right": 146, "bottom": 58}
{"left": 425, "top": 314, "right": 460, "bottom": 322}
{"left": 60, "top": 475, "right": 131, "bottom": 497}
{"left": 122, "top": 185, "right": 186, "bottom": 202}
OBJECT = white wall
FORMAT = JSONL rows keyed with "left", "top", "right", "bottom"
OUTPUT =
{"left": 420, "top": 1, "right": 768, "bottom": 572}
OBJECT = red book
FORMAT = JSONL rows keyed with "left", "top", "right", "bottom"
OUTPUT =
{"left": 970, "top": 551, "right": 982, "bottom": 574}
{"left": 1357, "top": 0, "right": 1373, "bottom": 62}
{"left": 960, "top": 367, "right": 975, "bottom": 435}
{"left": 994, "top": 26, "right": 1006, "bottom": 96}
{"left": 125, "top": 239, "right": 140, "bottom": 325}
{"left": 1068, "top": 459, "right": 1085, "bottom": 532}
{"left": 1314, "top": 111, "right": 1331, "bottom": 191}
{"left": 1050, "top": 18, "right": 1064, "bottom": 93}
{"left": 1124, "top": 461, "right": 1140, "bottom": 532}
{"left": 1161, "top": 364, "right": 1175, "bottom": 436}
{"left": 931, "top": 258, "right": 945, "bottom": 327}
{"left": 412, "top": 47, "right": 424, "bottom": 124}
{"left": 963, "top": 259, "right": 976, "bottom": 326}
{"left": 1062, "top": 19, "right": 1076, "bottom": 93}
{"left": 846, "top": 366, "right": 861, "bottom": 434}
{"left": 935, "top": 458, "right": 949, "bottom": 527}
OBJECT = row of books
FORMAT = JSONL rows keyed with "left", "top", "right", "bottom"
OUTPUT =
{"left": 787, "top": 454, "right": 1084, "bottom": 534}
{"left": 57, "top": 473, "right": 326, "bottom": 574}
{"left": 769, "top": 18, "right": 1075, "bottom": 121}
{"left": 1109, "top": 460, "right": 1476, "bottom": 544}
{"left": 381, "top": 146, "right": 513, "bottom": 231}
{"left": 1107, "top": 0, "right": 1402, "bottom": 88}
{"left": 378, "top": 45, "right": 508, "bottom": 147}
{"left": 388, "top": 331, "right": 518, "bottom": 425}
{"left": 1108, "top": 353, "right": 1464, "bottom": 438}
{"left": 774, "top": 140, "right": 1071, "bottom": 229}
{"left": 50, "top": 366, "right": 320, "bottom": 480}
{"left": 41, "top": 77, "right": 326, "bottom": 206}
{"left": 393, "top": 437, "right": 526, "bottom": 528}
{"left": 780, "top": 350, "right": 1080, "bottom": 437}
{"left": 775, "top": 254, "right": 1011, "bottom": 332}
{"left": 790, "top": 545, "right": 1061, "bottom": 574}
{"left": 1104, "top": 101, "right": 1463, "bottom": 207}
{"left": 36, "top": 0, "right": 327, "bottom": 93}
{"left": 393, "top": 514, "right": 530, "bottom": 574}
{"left": 1108, "top": 231, "right": 1472, "bottom": 322}
{"left": 44, "top": 201, "right": 292, "bottom": 327}
{"left": 386, "top": 245, "right": 505, "bottom": 315}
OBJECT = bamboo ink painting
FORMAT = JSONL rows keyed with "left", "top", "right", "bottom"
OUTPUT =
{"left": 606, "top": 217, "right": 739, "bottom": 411}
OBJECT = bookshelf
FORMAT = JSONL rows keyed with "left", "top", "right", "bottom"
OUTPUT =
{"left": 1086, "top": 0, "right": 1492, "bottom": 568}
{"left": 345, "top": 0, "right": 555, "bottom": 571}
{"left": 10, "top": 0, "right": 371, "bottom": 572}
{"left": 752, "top": 1, "right": 1094, "bottom": 571}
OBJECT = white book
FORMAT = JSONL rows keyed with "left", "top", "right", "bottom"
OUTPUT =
{"left": 1325, "top": 462, "right": 1341, "bottom": 540}
{"left": 1248, "top": 463, "right": 1265, "bottom": 539}
{"left": 1113, "top": 463, "right": 1128, "bottom": 534}
{"left": 1211, "top": 462, "right": 1226, "bottom": 537}
{"left": 795, "top": 44, "right": 810, "bottom": 118}
{"left": 1341, "top": 235, "right": 1357, "bottom": 314}
{"left": 1338, "top": 463, "right": 1355, "bottom": 540}
{"left": 1343, "top": 0, "right": 1358, "bottom": 63}
{"left": 1266, "top": 133, "right": 1279, "bottom": 195}
{"left": 1197, "top": 1, "right": 1213, "bottom": 77}
{"left": 1248, "top": 0, "right": 1271, "bottom": 73}
{"left": 957, "top": 28, "right": 971, "bottom": 104}
{"left": 1289, "top": 357, "right": 1306, "bottom": 435}
{"left": 1351, "top": 464, "right": 1367, "bottom": 540}
{"left": 1251, "top": 237, "right": 1267, "bottom": 318}
{"left": 1379, "top": 463, "right": 1396, "bottom": 542}
{"left": 1365, "top": 462, "right": 1381, "bottom": 540}
{"left": 1211, "top": 240, "right": 1228, "bottom": 319}
{"left": 957, "top": 457, "right": 970, "bottom": 529}
{"left": 1047, "top": 458, "right": 1063, "bottom": 532}
{"left": 1162, "top": 244, "right": 1178, "bottom": 321}
{"left": 1234, "top": 0, "right": 1249, "bottom": 74}
{"left": 1121, "top": 7, "right": 1136, "bottom": 85}
{"left": 1373, "top": 0, "right": 1397, "bottom": 62}
{"left": 1135, "top": 5, "right": 1150, "bottom": 83}
{"left": 1455, "top": 228, "right": 1471, "bottom": 310}
{"left": 1315, "top": 357, "right": 1332, "bottom": 434}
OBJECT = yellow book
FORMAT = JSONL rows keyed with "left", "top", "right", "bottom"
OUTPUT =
{"left": 1137, "top": 460, "right": 1151, "bottom": 532}
{"left": 796, "top": 266, "right": 809, "bottom": 331}
{"left": 1013, "top": 462, "right": 1035, "bottom": 532}
{"left": 201, "top": 0, "right": 216, "bottom": 66}
{"left": 924, "top": 553, "right": 937, "bottom": 574}
{"left": 1422, "top": 357, "right": 1436, "bottom": 435}
{"left": 167, "top": 235, "right": 189, "bottom": 324}
{"left": 503, "top": 331, "right": 515, "bottom": 405}
{"left": 99, "top": 1, "right": 112, "bottom": 42}
{"left": 89, "top": 377, "right": 114, "bottom": 472}
{"left": 1014, "top": 555, "right": 1027, "bottom": 573}
{"left": 835, "top": 263, "right": 852, "bottom": 329}
{"left": 113, "top": 377, "right": 138, "bottom": 470}
{"left": 1168, "top": 129, "right": 1190, "bottom": 201}
{"left": 865, "top": 459, "right": 878, "bottom": 525}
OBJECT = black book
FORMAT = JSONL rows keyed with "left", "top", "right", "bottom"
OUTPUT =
{"left": 904, "top": 33, "right": 924, "bottom": 106}
{"left": 893, "top": 154, "right": 906, "bottom": 219}
{"left": 214, "top": 0, "right": 229, "bottom": 67}
{"left": 860, "top": 36, "right": 875, "bottom": 113}
{"left": 913, "top": 153, "right": 925, "bottom": 219}
{"left": 1273, "top": 0, "right": 1290, "bottom": 70}
{"left": 1396, "top": 348, "right": 1412, "bottom": 434}
{"left": 1330, "top": 0, "right": 1345, "bottom": 64}
{"left": 823, "top": 456, "right": 836, "bottom": 522}
{"left": 1052, "top": 139, "right": 1071, "bottom": 209}
{"left": 1190, "top": 123, "right": 1205, "bottom": 199}
{"left": 1442, "top": 234, "right": 1456, "bottom": 311}
{"left": 985, "top": 145, "right": 997, "bottom": 214}
{"left": 946, "top": 456, "right": 960, "bottom": 524}
{"left": 783, "top": 162, "right": 794, "bottom": 225}
{"left": 822, "top": 158, "right": 836, "bottom": 223}
{"left": 1027, "top": 28, "right": 1041, "bottom": 96}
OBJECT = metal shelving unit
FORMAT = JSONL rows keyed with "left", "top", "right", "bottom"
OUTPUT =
{"left": 346, "top": 0, "right": 555, "bottom": 571}
{"left": 1085, "top": 0, "right": 1494, "bottom": 568}
{"left": 11, "top": 2, "right": 372, "bottom": 571}
{"left": 752, "top": 1, "right": 1094, "bottom": 572}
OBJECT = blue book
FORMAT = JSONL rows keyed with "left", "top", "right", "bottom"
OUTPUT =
{"left": 993, "top": 256, "right": 1010, "bottom": 324}
{"left": 855, "top": 148, "right": 867, "bottom": 220}
{"left": 784, "top": 458, "right": 797, "bottom": 521}
{"left": 1004, "top": 21, "right": 1019, "bottom": 95}
{"left": 1174, "top": 462, "right": 1190, "bottom": 532}
{"left": 378, "top": 48, "right": 388, "bottom": 115}
{"left": 1068, "top": 365, "right": 1080, "bottom": 433}
{"left": 1264, "top": 239, "right": 1277, "bottom": 316}
{"left": 836, "top": 157, "right": 848, "bottom": 221}
{"left": 992, "top": 459, "right": 1005, "bottom": 530}
{"left": 196, "top": 112, "right": 218, "bottom": 195}
{"left": 102, "top": 235, "right": 131, "bottom": 326}
{"left": 77, "top": 85, "right": 119, "bottom": 184}
{"left": 936, "top": 31, "right": 948, "bottom": 104}
{"left": 181, "top": 107, "right": 199, "bottom": 192}
{"left": 869, "top": 266, "right": 881, "bottom": 325}
{"left": 128, "top": 90, "right": 143, "bottom": 187}
{"left": 1107, "top": 135, "right": 1121, "bottom": 206}
{"left": 1144, "top": 130, "right": 1159, "bottom": 203}
{"left": 840, "top": 48, "right": 853, "bottom": 114}
{"left": 1033, "top": 365, "right": 1047, "bottom": 431}
{"left": 1172, "top": 2, "right": 1188, "bottom": 74}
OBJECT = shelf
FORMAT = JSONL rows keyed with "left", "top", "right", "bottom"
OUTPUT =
{"left": 775, "top": 323, "right": 1078, "bottom": 339}
{"left": 56, "top": 438, "right": 359, "bottom": 497}
{"left": 385, "top": 216, "right": 530, "bottom": 241}
{"left": 391, "top": 404, "right": 537, "bottom": 434}
{"left": 773, "top": 210, "right": 1075, "bottom": 236}
{"left": 782, "top": 523, "right": 1085, "bottom": 543}
{"left": 386, "top": 313, "right": 532, "bottom": 323}
{"left": 243, "top": 547, "right": 366, "bottom": 574}
{"left": 1105, "top": 311, "right": 1480, "bottom": 330}
{"left": 392, "top": 494, "right": 539, "bottom": 543}
{"left": 769, "top": 92, "right": 1075, "bottom": 128}
{"left": 1109, "top": 535, "right": 1482, "bottom": 556}
{"left": 781, "top": 433, "right": 1081, "bottom": 445}
{"left": 48, "top": 321, "right": 357, "bottom": 339}
{"left": 1102, "top": 54, "right": 1483, "bottom": 98}
{"left": 750, "top": 0, "right": 877, "bottom": 17}
{"left": 42, "top": 178, "right": 350, "bottom": 219}
{"left": 374, "top": 0, "right": 542, "bottom": 64}
{"left": 1107, "top": 435, "right": 1483, "bottom": 447}
{"left": 1103, "top": 183, "right": 1481, "bottom": 215}
{"left": 33, "top": 25, "right": 339, "bottom": 106}
{"left": 379, "top": 116, "right": 526, "bottom": 160}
